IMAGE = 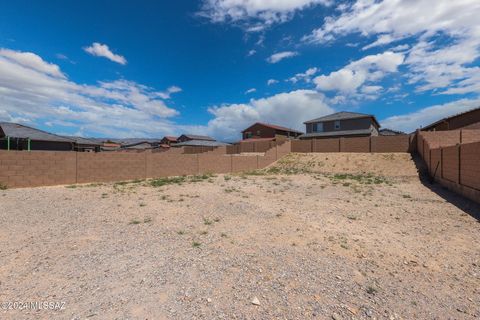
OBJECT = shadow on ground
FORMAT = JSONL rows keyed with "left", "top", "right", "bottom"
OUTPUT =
{"left": 412, "top": 154, "right": 480, "bottom": 222}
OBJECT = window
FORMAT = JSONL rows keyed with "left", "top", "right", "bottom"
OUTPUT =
{"left": 257, "top": 130, "right": 261, "bottom": 136}
{"left": 245, "top": 132, "right": 252, "bottom": 138}
{"left": 334, "top": 120, "right": 341, "bottom": 130}
{"left": 313, "top": 122, "right": 323, "bottom": 132}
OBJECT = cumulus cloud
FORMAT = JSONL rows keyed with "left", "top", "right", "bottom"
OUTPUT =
{"left": 314, "top": 51, "right": 404, "bottom": 94}
{"left": 83, "top": 42, "right": 127, "bottom": 65}
{"left": 381, "top": 98, "right": 480, "bottom": 133}
{"left": 267, "top": 51, "right": 299, "bottom": 63}
{"left": 304, "top": 0, "right": 480, "bottom": 94}
{"left": 205, "top": 89, "right": 334, "bottom": 140}
{"left": 0, "top": 48, "right": 66, "bottom": 78}
{"left": 288, "top": 67, "right": 319, "bottom": 83}
{"left": 199, "top": 0, "right": 331, "bottom": 27}
{"left": 0, "top": 48, "right": 182, "bottom": 137}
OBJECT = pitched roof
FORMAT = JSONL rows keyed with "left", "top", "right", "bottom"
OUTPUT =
{"left": 241, "top": 122, "right": 303, "bottom": 134}
{"left": 421, "top": 106, "right": 480, "bottom": 130}
{"left": 173, "top": 140, "right": 230, "bottom": 147}
{"left": 121, "top": 142, "right": 156, "bottom": 149}
{"left": 379, "top": 128, "right": 406, "bottom": 136}
{"left": 163, "top": 136, "right": 178, "bottom": 142}
{"left": 304, "top": 111, "right": 380, "bottom": 127}
{"left": 0, "top": 122, "right": 74, "bottom": 143}
{"left": 62, "top": 136, "right": 103, "bottom": 145}
{"left": 179, "top": 134, "right": 215, "bottom": 141}
{"left": 299, "top": 129, "right": 373, "bottom": 139}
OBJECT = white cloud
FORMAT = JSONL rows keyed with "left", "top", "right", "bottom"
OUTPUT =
{"left": 205, "top": 89, "right": 334, "bottom": 140}
{"left": 245, "top": 88, "right": 257, "bottom": 94}
{"left": 267, "top": 51, "right": 299, "bottom": 63}
{"left": 0, "top": 48, "right": 66, "bottom": 78}
{"left": 267, "top": 79, "right": 279, "bottom": 85}
{"left": 304, "top": 0, "right": 480, "bottom": 94}
{"left": 83, "top": 42, "right": 127, "bottom": 65}
{"left": 314, "top": 51, "right": 404, "bottom": 94}
{"left": 156, "top": 86, "right": 183, "bottom": 99}
{"left": 247, "top": 49, "right": 257, "bottom": 56}
{"left": 288, "top": 67, "right": 319, "bottom": 83}
{"left": 0, "top": 48, "right": 182, "bottom": 137}
{"left": 381, "top": 98, "right": 480, "bottom": 133}
{"left": 199, "top": 0, "right": 331, "bottom": 27}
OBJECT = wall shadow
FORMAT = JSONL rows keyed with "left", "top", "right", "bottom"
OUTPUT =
{"left": 411, "top": 154, "right": 480, "bottom": 221}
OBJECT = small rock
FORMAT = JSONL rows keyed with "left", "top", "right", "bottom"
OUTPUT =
{"left": 251, "top": 296, "right": 260, "bottom": 306}
{"left": 332, "top": 313, "right": 341, "bottom": 320}
{"left": 207, "top": 298, "right": 212, "bottom": 303}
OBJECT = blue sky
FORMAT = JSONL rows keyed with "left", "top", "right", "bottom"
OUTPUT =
{"left": 0, "top": 0, "right": 479, "bottom": 141}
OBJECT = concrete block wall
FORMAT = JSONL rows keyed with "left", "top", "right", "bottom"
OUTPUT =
{"left": 418, "top": 130, "right": 480, "bottom": 204}
{"left": 460, "top": 142, "right": 480, "bottom": 190}
{"left": 0, "top": 151, "right": 77, "bottom": 188}
{"left": 441, "top": 146, "right": 459, "bottom": 183}
{"left": 0, "top": 140, "right": 288, "bottom": 188}
{"left": 291, "top": 135, "right": 411, "bottom": 153}
{"left": 340, "top": 137, "right": 370, "bottom": 152}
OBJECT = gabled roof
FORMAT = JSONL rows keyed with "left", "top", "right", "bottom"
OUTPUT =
{"left": 163, "top": 136, "right": 178, "bottom": 142}
{"left": 304, "top": 111, "right": 380, "bottom": 127}
{"left": 121, "top": 141, "right": 157, "bottom": 149}
{"left": 173, "top": 140, "right": 230, "bottom": 147}
{"left": 421, "top": 106, "right": 480, "bottom": 131}
{"left": 241, "top": 122, "right": 303, "bottom": 134}
{"left": 179, "top": 134, "right": 215, "bottom": 141}
{"left": 0, "top": 122, "right": 74, "bottom": 143}
{"left": 62, "top": 136, "right": 103, "bottom": 146}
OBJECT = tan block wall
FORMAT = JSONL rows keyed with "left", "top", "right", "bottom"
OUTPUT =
{"left": 291, "top": 140, "right": 312, "bottom": 152}
{"left": 460, "top": 142, "right": 480, "bottom": 190}
{"left": 147, "top": 153, "right": 197, "bottom": 178}
{"left": 419, "top": 131, "right": 480, "bottom": 204}
{"left": 461, "top": 129, "right": 480, "bottom": 144}
{"left": 371, "top": 136, "right": 411, "bottom": 153}
{"left": 340, "top": 137, "right": 370, "bottom": 152}
{"left": 77, "top": 152, "right": 146, "bottom": 183}
{"left": 430, "top": 148, "right": 442, "bottom": 177}
{"left": 198, "top": 154, "right": 232, "bottom": 174}
{"left": 313, "top": 139, "right": 340, "bottom": 152}
{"left": 232, "top": 156, "right": 258, "bottom": 172}
{"left": 0, "top": 151, "right": 77, "bottom": 188}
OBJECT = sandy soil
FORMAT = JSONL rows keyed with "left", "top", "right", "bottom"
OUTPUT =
{"left": 0, "top": 153, "right": 479, "bottom": 319}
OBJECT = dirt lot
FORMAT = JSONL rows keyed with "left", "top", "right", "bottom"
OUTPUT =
{"left": 0, "top": 153, "right": 479, "bottom": 319}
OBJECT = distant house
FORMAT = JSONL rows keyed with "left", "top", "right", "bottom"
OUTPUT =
{"left": 0, "top": 122, "right": 74, "bottom": 151}
{"left": 101, "top": 141, "right": 122, "bottom": 151}
{"left": 379, "top": 128, "right": 406, "bottom": 136}
{"left": 173, "top": 140, "right": 229, "bottom": 147}
{"left": 241, "top": 122, "right": 303, "bottom": 141}
{"left": 120, "top": 141, "right": 158, "bottom": 151}
{"left": 421, "top": 106, "right": 480, "bottom": 131}
{"left": 160, "top": 136, "right": 178, "bottom": 147}
{"left": 300, "top": 112, "right": 380, "bottom": 139}
{"left": 63, "top": 136, "right": 102, "bottom": 152}
{"left": 172, "top": 134, "right": 228, "bottom": 148}
{"left": 177, "top": 134, "right": 215, "bottom": 143}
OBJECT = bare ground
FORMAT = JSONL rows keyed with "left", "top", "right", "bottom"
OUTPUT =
{"left": 0, "top": 153, "right": 479, "bottom": 319}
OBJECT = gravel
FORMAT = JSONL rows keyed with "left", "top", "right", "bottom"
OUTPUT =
{"left": 0, "top": 153, "right": 479, "bottom": 319}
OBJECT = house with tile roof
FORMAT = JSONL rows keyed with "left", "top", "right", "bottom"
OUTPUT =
{"left": 300, "top": 112, "right": 380, "bottom": 139}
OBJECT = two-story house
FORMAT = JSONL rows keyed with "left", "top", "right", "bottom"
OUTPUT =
{"left": 300, "top": 112, "right": 380, "bottom": 139}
